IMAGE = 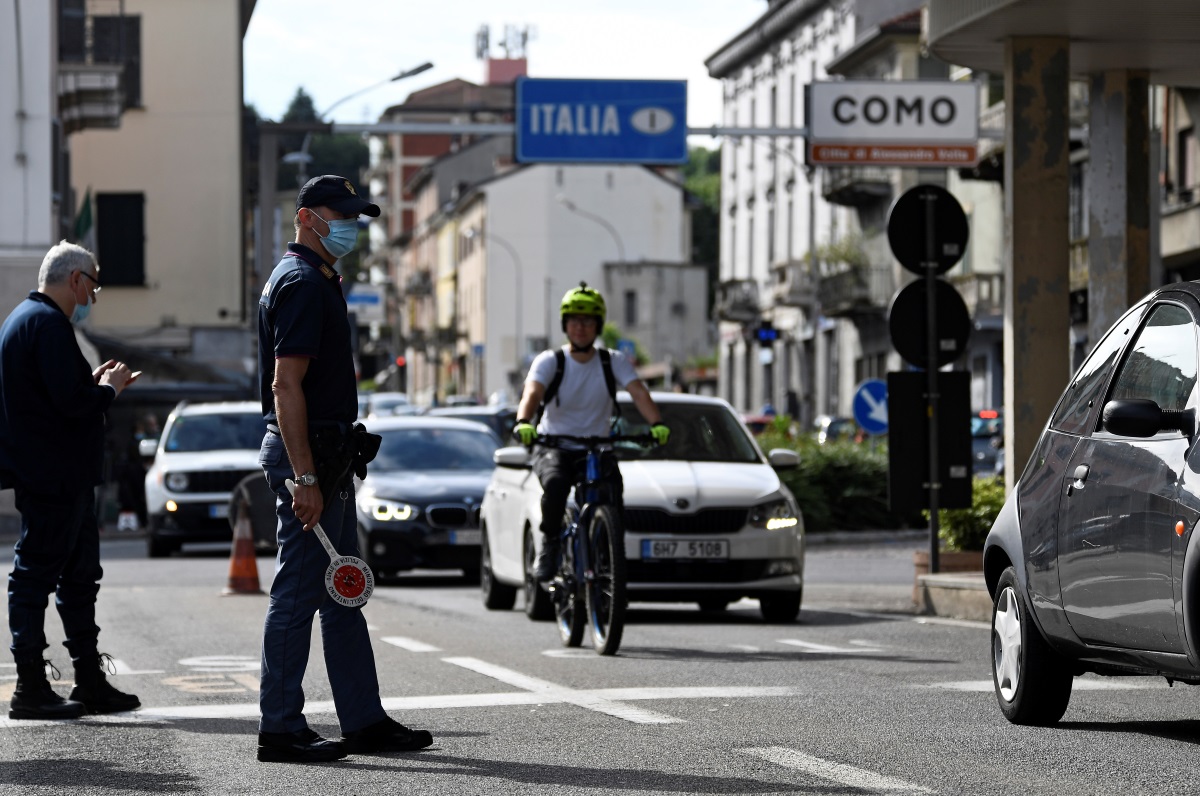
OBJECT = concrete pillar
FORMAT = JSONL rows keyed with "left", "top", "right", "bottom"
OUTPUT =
{"left": 1004, "top": 38, "right": 1071, "bottom": 481}
{"left": 1087, "top": 70, "right": 1151, "bottom": 344}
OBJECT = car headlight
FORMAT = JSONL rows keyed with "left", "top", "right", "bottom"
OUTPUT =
{"left": 749, "top": 498, "right": 799, "bottom": 530}
{"left": 165, "top": 472, "right": 189, "bottom": 492}
{"left": 361, "top": 498, "right": 418, "bottom": 523}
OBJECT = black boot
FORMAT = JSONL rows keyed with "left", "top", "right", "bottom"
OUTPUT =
{"left": 534, "top": 535, "right": 561, "bottom": 581}
{"left": 69, "top": 652, "right": 140, "bottom": 714}
{"left": 9, "top": 659, "right": 86, "bottom": 720}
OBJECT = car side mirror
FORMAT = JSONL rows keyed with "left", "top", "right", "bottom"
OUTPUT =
{"left": 137, "top": 438, "right": 158, "bottom": 458}
{"left": 494, "top": 446, "right": 532, "bottom": 469}
{"left": 1102, "top": 399, "right": 1195, "bottom": 438}
{"left": 767, "top": 448, "right": 800, "bottom": 469}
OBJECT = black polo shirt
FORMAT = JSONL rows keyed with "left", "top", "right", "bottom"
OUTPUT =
{"left": 258, "top": 243, "right": 357, "bottom": 424}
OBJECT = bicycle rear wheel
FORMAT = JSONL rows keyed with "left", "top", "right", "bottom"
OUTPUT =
{"left": 554, "top": 512, "right": 586, "bottom": 647}
{"left": 586, "top": 505, "right": 627, "bottom": 655}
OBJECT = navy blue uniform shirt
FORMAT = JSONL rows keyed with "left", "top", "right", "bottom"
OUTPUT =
{"left": 0, "top": 291, "right": 114, "bottom": 495}
{"left": 257, "top": 243, "right": 357, "bottom": 424}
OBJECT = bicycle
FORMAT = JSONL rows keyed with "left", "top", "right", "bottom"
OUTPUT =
{"left": 534, "top": 433, "right": 654, "bottom": 655}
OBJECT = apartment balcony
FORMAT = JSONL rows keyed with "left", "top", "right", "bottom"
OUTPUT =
{"left": 821, "top": 167, "right": 893, "bottom": 207}
{"left": 817, "top": 266, "right": 893, "bottom": 318}
{"left": 947, "top": 272, "right": 1004, "bottom": 318}
{"left": 769, "top": 261, "right": 817, "bottom": 307}
{"left": 404, "top": 269, "right": 433, "bottom": 297}
{"left": 715, "top": 279, "right": 760, "bottom": 324}
{"left": 57, "top": 63, "right": 124, "bottom": 134}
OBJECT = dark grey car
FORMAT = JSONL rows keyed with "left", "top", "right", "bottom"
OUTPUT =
{"left": 985, "top": 284, "right": 1200, "bottom": 724}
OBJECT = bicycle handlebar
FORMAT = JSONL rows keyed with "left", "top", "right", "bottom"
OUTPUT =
{"left": 533, "top": 433, "right": 658, "bottom": 448}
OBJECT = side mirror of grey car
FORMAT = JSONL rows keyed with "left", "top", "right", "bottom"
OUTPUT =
{"left": 1102, "top": 399, "right": 1195, "bottom": 438}
{"left": 137, "top": 437, "right": 159, "bottom": 458}
{"left": 767, "top": 449, "right": 800, "bottom": 469}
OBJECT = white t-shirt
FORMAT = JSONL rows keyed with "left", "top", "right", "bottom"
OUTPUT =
{"left": 527, "top": 345, "right": 639, "bottom": 439}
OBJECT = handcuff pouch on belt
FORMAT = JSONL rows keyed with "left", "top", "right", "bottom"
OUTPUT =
{"left": 309, "top": 423, "right": 382, "bottom": 506}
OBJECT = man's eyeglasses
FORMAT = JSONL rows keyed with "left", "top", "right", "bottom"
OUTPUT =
{"left": 79, "top": 271, "right": 101, "bottom": 297}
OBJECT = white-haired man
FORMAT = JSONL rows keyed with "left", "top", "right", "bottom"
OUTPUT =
{"left": 0, "top": 241, "right": 140, "bottom": 719}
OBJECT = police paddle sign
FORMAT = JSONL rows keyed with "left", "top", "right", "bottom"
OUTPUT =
{"left": 285, "top": 479, "right": 374, "bottom": 607}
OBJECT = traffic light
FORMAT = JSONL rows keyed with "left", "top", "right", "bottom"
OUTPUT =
{"left": 395, "top": 355, "right": 407, "bottom": 392}
{"left": 755, "top": 320, "right": 778, "bottom": 346}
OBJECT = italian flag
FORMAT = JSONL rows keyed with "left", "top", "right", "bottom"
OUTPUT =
{"left": 74, "top": 188, "right": 96, "bottom": 251}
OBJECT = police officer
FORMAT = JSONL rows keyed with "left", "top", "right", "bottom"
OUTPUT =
{"left": 0, "top": 241, "right": 141, "bottom": 719}
{"left": 256, "top": 175, "right": 433, "bottom": 763}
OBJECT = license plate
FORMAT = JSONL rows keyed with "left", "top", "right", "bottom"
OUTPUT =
{"left": 641, "top": 539, "right": 729, "bottom": 560}
{"left": 449, "top": 530, "right": 481, "bottom": 546}
{"left": 209, "top": 504, "right": 229, "bottom": 519}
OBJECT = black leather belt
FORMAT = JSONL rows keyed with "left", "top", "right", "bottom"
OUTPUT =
{"left": 266, "top": 421, "right": 350, "bottom": 435}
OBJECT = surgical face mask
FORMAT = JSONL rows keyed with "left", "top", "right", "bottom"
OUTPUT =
{"left": 310, "top": 210, "right": 359, "bottom": 259}
{"left": 71, "top": 293, "right": 92, "bottom": 324}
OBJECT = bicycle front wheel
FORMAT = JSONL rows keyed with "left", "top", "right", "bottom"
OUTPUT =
{"left": 555, "top": 512, "right": 586, "bottom": 647}
{"left": 586, "top": 505, "right": 627, "bottom": 655}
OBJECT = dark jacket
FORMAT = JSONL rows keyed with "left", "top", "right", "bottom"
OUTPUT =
{"left": 0, "top": 291, "right": 114, "bottom": 495}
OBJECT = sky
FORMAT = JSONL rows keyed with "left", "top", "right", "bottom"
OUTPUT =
{"left": 243, "top": 0, "right": 767, "bottom": 135}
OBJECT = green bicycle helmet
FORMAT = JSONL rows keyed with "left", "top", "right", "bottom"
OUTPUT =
{"left": 560, "top": 281, "right": 606, "bottom": 332}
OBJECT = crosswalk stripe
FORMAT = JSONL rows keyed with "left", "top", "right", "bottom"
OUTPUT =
{"left": 744, "top": 747, "right": 934, "bottom": 794}
{"left": 381, "top": 636, "right": 442, "bottom": 653}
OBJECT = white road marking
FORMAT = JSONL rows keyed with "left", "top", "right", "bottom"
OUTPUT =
{"left": 110, "top": 658, "right": 165, "bottom": 676}
{"left": 744, "top": 747, "right": 934, "bottom": 794}
{"left": 0, "top": 684, "right": 804, "bottom": 728}
{"left": 382, "top": 636, "right": 442, "bottom": 653}
{"left": 930, "top": 678, "right": 1169, "bottom": 692}
{"left": 777, "top": 639, "right": 883, "bottom": 654}
{"left": 846, "top": 611, "right": 989, "bottom": 630}
{"left": 541, "top": 649, "right": 598, "bottom": 658}
{"left": 443, "top": 656, "right": 682, "bottom": 724}
{"left": 728, "top": 644, "right": 760, "bottom": 652}
{"left": 178, "top": 655, "right": 258, "bottom": 672}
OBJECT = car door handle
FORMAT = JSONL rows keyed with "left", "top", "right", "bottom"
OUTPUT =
{"left": 1067, "top": 464, "right": 1090, "bottom": 497}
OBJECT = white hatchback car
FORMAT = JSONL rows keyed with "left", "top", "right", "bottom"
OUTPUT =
{"left": 143, "top": 400, "right": 266, "bottom": 557}
{"left": 480, "top": 393, "right": 805, "bottom": 622}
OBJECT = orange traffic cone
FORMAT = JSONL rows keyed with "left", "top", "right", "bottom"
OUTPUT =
{"left": 223, "top": 494, "right": 263, "bottom": 595}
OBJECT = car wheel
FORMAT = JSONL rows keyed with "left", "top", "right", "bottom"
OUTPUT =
{"left": 146, "top": 535, "right": 174, "bottom": 558}
{"left": 523, "top": 528, "right": 554, "bottom": 621}
{"left": 697, "top": 599, "right": 730, "bottom": 612}
{"left": 992, "top": 567, "right": 1073, "bottom": 725}
{"left": 480, "top": 524, "right": 516, "bottom": 611}
{"left": 759, "top": 590, "right": 802, "bottom": 623}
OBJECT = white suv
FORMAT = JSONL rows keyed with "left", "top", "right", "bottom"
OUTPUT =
{"left": 143, "top": 400, "right": 266, "bottom": 557}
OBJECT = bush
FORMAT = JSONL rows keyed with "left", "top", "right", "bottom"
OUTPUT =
{"left": 929, "top": 475, "right": 1007, "bottom": 551}
{"left": 758, "top": 430, "right": 921, "bottom": 533}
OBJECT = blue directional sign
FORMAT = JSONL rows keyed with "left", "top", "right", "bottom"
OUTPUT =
{"left": 617, "top": 338, "right": 637, "bottom": 358}
{"left": 515, "top": 77, "right": 688, "bottom": 165}
{"left": 852, "top": 379, "right": 889, "bottom": 437}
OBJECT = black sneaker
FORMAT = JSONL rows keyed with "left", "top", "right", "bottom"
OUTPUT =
{"left": 342, "top": 716, "right": 433, "bottom": 753}
{"left": 534, "top": 537, "right": 560, "bottom": 581}
{"left": 258, "top": 728, "right": 347, "bottom": 763}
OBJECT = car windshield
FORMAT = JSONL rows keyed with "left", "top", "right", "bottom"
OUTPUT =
{"left": 373, "top": 427, "right": 499, "bottom": 472}
{"left": 164, "top": 413, "right": 266, "bottom": 452}
{"left": 971, "top": 415, "right": 1002, "bottom": 437}
{"left": 612, "top": 403, "right": 762, "bottom": 463}
{"left": 371, "top": 397, "right": 410, "bottom": 414}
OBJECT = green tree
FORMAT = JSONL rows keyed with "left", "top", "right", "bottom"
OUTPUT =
{"left": 683, "top": 146, "right": 720, "bottom": 313}
{"left": 275, "top": 88, "right": 369, "bottom": 193}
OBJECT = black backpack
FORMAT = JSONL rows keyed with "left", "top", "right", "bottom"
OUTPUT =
{"left": 536, "top": 348, "right": 620, "bottom": 425}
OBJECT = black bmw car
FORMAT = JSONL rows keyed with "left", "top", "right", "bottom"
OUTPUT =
{"left": 355, "top": 416, "right": 502, "bottom": 581}
{"left": 986, "top": 282, "right": 1200, "bottom": 724}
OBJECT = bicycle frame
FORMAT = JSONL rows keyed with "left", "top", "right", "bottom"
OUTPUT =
{"left": 536, "top": 433, "right": 652, "bottom": 654}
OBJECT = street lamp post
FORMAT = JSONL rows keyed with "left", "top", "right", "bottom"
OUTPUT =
{"left": 292, "top": 61, "right": 434, "bottom": 185}
{"left": 555, "top": 194, "right": 626, "bottom": 262}
{"left": 465, "top": 227, "right": 523, "bottom": 388}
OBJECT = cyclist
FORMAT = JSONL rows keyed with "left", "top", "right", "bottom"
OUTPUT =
{"left": 513, "top": 283, "right": 671, "bottom": 581}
